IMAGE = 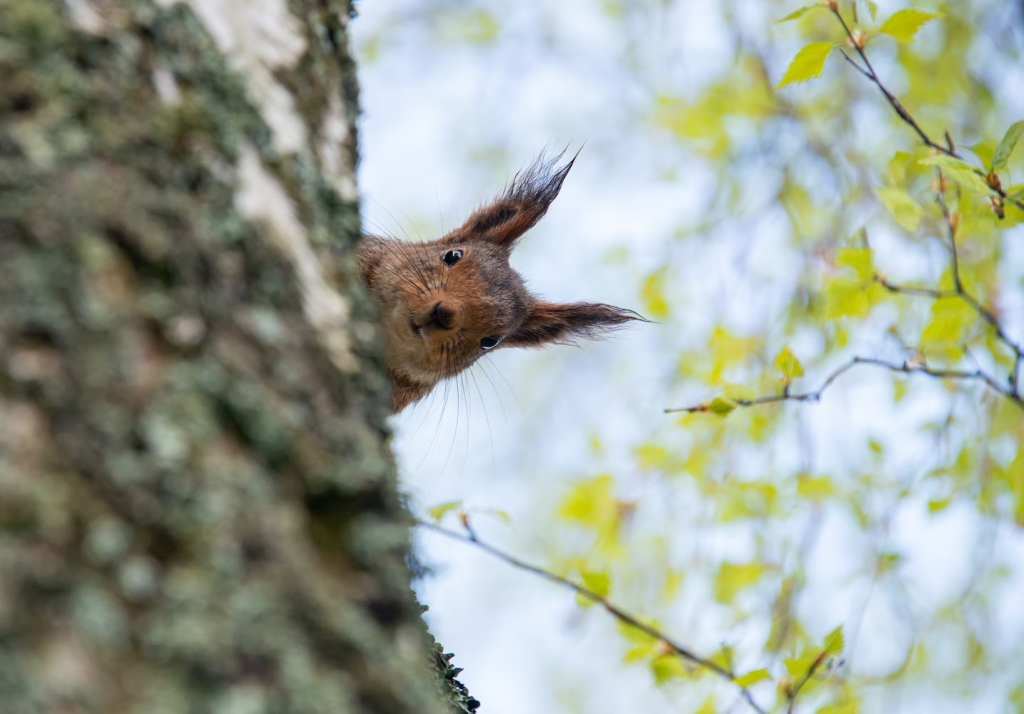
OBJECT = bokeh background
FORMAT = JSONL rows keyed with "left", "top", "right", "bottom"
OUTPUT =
{"left": 352, "top": 2, "right": 1024, "bottom": 712}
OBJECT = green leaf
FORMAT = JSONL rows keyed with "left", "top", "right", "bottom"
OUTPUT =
{"left": 825, "top": 278, "right": 879, "bottom": 320}
{"left": 818, "top": 701, "right": 860, "bottom": 714}
{"left": 992, "top": 120, "right": 1024, "bottom": 171}
{"left": 775, "top": 5, "right": 823, "bottom": 23}
{"left": 558, "top": 475, "right": 616, "bottom": 526}
{"left": 1008, "top": 188, "right": 1024, "bottom": 203}
{"left": 878, "top": 552, "right": 902, "bottom": 572}
{"left": 635, "top": 444, "right": 671, "bottom": 473}
{"left": 617, "top": 619, "right": 658, "bottom": 646}
{"left": 784, "top": 651, "right": 820, "bottom": 676}
{"left": 721, "top": 383, "right": 756, "bottom": 403}
{"left": 735, "top": 668, "right": 771, "bottom": 687}
{"left": 427, "top": 501, "right": 462, "bottom": 523}
{"left": 448, "top": 9, "right": 500, "bottom": 45}
{"left": 875, "top": 187, "right": 923, "bottom": 232}
{"left": 708, "top": 397, "right": 737, "bottom": 416}
{"left": 863, "top": 0, "right": 878, "bottom": 21}
{"left": 823, "top": 625, "right": 845, "bottom": 655}
{"left": 919, "top": 155, "right": 990, "bottom": 196}
{"left": 714, "top": 562, "right": 765, "bottom": 603}
{"left": 651, "top": 655, "right": 688, "bottom": 685}
{"left": 836, "top": 247, "right": 874, "bottom": 281}
{"left": 695, "top": 699, "right": 716, "bottom": 714}
{"left": 774, "top": 346, "right": 805, "bottom": 380}
{"left": 641, "top": 270, "right": 670, "bottom": 321}
{"left": 623, "top": 644, "right": 656, "bottom": 663}
{"left": 797, "top": 476, "right": 835, "bottom": 500}
{"left": 921, "top": 297, "right": 976, "bottom": 350}
{"left": 777, "top": 42, "right": 835, "bottom": 89}
{"left": 878, "top": 9, "right": 942, "bottom": 42}
{"left": 580, "top": 570, "right": 611, "bottom": 598}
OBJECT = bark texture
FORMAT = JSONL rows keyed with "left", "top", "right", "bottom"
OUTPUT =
{"left": 0, "top": 0, "right": 476, "bottom": 712}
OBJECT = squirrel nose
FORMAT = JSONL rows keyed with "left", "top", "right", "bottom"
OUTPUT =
{"left": 431, "top": 302, "right": 456, "bottom": 330}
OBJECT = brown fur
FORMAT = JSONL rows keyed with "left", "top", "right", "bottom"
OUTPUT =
{"left": 359, "top": 153, "right": 645, "bottom": 413}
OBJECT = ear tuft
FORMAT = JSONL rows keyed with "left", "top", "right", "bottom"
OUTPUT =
{"left": 462, "top": 149, "right": 579, "bottom": 249}
{"left": 503, "top": 301, "right": 647, "bottom": 349}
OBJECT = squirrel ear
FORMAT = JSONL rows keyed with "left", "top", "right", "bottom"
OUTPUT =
{"left": 503, "top": 301, "right": 646, "bottom": 348}
{"left": 460, "top": 151, "right": 577, "bottom": 250}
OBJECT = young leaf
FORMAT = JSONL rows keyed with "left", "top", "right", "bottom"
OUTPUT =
{"left": 735, "top": 668, "right": 771, "bottom": 687}
{"left": 695, "top": 698, "right": 716, "bottom": 714}
{"left": 651, "top": 655, "right": 688, "bottom": 685}
{"left": 863, "top": 0, "right": 878, "bottom": 21}
{"left": 575, "top": 569, "right": 609, "bottom": 608}
{"left": 714, "top": 562, "right": 765, "bottom": 603}
{"left": 708, "top": 397, "right": 737, "bottom": 416}
{"left": 774, "top": 346, "right": 805, "bottom": 380}
{"left": 775, "top": 5, "right": 823, "bottom": 23}
{"left": 721, "top": 383, "right": 756, "bottom": 403}
{"left": 798, "top": 476, "right": 835, "bottom": 500}
{"left": 921, "top": 297, "right": 975, "bottom": 348}
{"left": 836, "top": 247, "right": 874, "bottom": 281}
{"left": 818, "top": 702, "right": 860, "bottom": 714}
{"left": 824, "top": 625, "right": 845, "bottom": 655}
{"left": 558, "top": 475, "right": 617, "bottom": 526}
{"left": 879, "top": 9, "right": 942, "bottom": 42}
{"left": 875, "top": 187, "right": 923, "bottom": 232}
{"left": 992, "top": 120, "right": 1024, "bottom": 171}
{"left": 427, "top": 501, "right": 462, "bottom": 523}
{"left": 580, "top": 571, "right": 611, "bottom": 598}
{"left": 777, "top": 42, "right": 835, "bottom": 89}
{"left": 617, "top": 618, "right": 659, "bottom": 646}
{"left": 784, "top": 652, "right": 820, "bottom": 676}
{"left": 641, "top": 270, "right": 670, "bottom": 321}
{"left": 824, "top": 278, "right": 869, "bottom": 320}
{"left": 919, "top": 155, "right": 990, "bottom": 196}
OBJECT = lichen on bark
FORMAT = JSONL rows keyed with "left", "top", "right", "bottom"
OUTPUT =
{"left": 0, "top": 0, "right": 475, "bottom": 711}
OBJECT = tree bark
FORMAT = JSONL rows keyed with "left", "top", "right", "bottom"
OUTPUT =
{"left": 0, "top": 1, "right": 475, "bottom": 712}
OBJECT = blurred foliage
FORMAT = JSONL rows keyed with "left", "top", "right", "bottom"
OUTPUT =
{"left": 359, "top": 0, "right": 1024, "bottom": 712}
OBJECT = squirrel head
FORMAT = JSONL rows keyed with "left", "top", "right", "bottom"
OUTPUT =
{"left": 359, "top": 152, "right": 645, "bottom": 413}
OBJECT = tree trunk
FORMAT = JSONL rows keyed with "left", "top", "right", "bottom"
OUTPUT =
{"left": 0, "top": 1, "right": 475, "bottom": 712}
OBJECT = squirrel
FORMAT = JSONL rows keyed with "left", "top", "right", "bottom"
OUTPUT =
{"left": 359, "top": 152, "right": 645, "bottom": 413}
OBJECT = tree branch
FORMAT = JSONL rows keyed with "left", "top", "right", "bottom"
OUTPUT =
{"left": 873, "top": 179, "right": 1024, "bottom": 396}
{"left": 875, "top": 275, "right": 1021, "bottom": 363}
{"left": 664, "top": 356, "right": 1024, "bottom": 414}
{"left": 417, "top": 519, "right": 770, "bottom": 714}
{"left": 830, "top": 7, "right": 1024, "bottom": 215}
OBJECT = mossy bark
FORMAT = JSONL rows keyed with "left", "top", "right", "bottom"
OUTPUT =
{"left": 0, "top": 1, "right": 476, "bottom": 712}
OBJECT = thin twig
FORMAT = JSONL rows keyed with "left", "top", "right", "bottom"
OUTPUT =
{"left": 830, "top": 7, "right": 1024, "bottom": 214}
{"left": 664, "top": 356, "right": 1024, "bottom": 414}
{"left": 838, "top": 50, "right": 872, "bottom": 80}
{"left": 876, "top": 275, "right": 1021, "bottom": 361}
{"left": 935, "top": 181, "right": 964, "bottom": 293}
{"left": 933, "top": 183, "right": 1024, "bottom": 376}
{"left": 417, "top": 519, "right": 770, "bottom": 714}
{"left": 831, "top": 10, "right": 952, "bottom": 157}
{"left": 787, "top": 650, "right": 829, "bottom": 714}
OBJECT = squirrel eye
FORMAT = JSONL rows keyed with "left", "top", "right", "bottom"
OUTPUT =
{"left": 480, "top": 336, "right": 501, "bottom": 350}
{"left": 441, "top": 249, "right": 463, "bottom": 267}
